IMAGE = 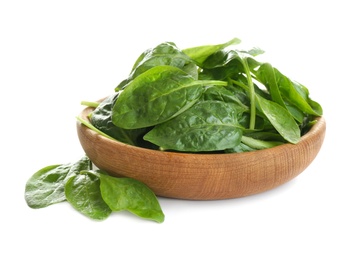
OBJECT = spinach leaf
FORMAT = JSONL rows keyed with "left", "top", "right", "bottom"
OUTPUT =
{"left": 256, "top": 95, "right": 300, "bottom": 144}
{"left": 116, "top": 42, "right": 197, "bottom": 90}
{"left": 100, "top": 174, "right": 165, "bottom": 223}
{"left": 256, "top": 64, "right": 322, "bottom": 117}
{"left": 65, "top": 170, "right": 112, "bottom": 220}
{"left": 256, "top": 63, "right": 286, "bottom": 108}
{"left": 183, "top": 37, "right": 241, "bottom": 65}
{"left": 201, "top": 85, "right": 248, "bottom": 110}
{"left": 90, "top": 92, "right": 147, "bottom": 145}
{"left": 112, "top": 65, "right": 227, "bottom": 129}
{"left": 25, "top": 156, "right": 91, "bottom": 208}
{"left": 26, "top": 156, "right": 165, "bottom": 222}
{"left": 143, "top": 100, "right": 245, "bottom": 152}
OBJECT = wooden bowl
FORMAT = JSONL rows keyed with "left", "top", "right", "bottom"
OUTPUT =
{"left": 77, "top": 106, "right": 326, "bottom": 200}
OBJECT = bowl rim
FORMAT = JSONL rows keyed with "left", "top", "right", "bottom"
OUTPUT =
{"left": 78, "top": 105, "right": 325, "bottom": 158}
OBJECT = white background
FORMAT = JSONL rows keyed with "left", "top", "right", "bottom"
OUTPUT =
{"left": 1, "top": 0, "right": 353, "bottom": 259}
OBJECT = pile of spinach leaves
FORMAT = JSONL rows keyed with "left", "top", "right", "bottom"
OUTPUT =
{"left": 83, "top": 38, "right": 322, "bottom": 153}
{"left": 25, "top": 156, "right": 164, "bottom": 222}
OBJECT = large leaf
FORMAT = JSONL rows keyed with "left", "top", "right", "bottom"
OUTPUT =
{"left": 112, "top": 65, "right": 225, "bottom": 129}
{"left": 100, "top": 175, "right": 165, "bottom": 223}
{"left": 144, "top": 100, "right": 245, "bottom": 152}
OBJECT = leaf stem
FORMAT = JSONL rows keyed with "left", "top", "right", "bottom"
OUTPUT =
{"left": 81, "top": 101, "right": 100, "bottom": 108}
{"left": 76, "top": 116, "right": 117, "bottom": 141}
{"left": 198, "top": 80, "right": 228, "bottom": 87}
{"left": 240, "top": 56, "right": 256, "bottom": 130}
{"left": 241, "top": 136, "right": 283, "bottom": 150}
{"left": 230, "top": 78, "right": 249, "bottom": 91}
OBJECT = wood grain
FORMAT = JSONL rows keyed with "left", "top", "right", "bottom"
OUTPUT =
{"left": 77, "top": 106, "right": 326, "bottom": 200}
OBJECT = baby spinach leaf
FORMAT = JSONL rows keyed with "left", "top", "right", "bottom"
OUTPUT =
{"left": 143, "top": 100, "right": 245, "bottom": 152}
{"left": 100, "top": 174, "right": 165, "bottom": 223}
{"left": 183, "top": 37, "right": 241, "bottom": 65}
{"left": 256, "top": 95, "right": 300, "bottom": 144}
{"left": 116, "top": 42, "right": 197, "bottom": 90}
{"left": 256, "top": 63, "right": 286, "bottom": 108}
{"left": 65, "top": 170, "right": 112, "bottom": 220}
{"left": 90, "top": 92, "right": 147, "bottom": 145}
{"left": 112, "top": 65, "right": 226, "bottom": 129}
{"left": 25, "top": 156, "right": 91, "bottom": 208}
{"left": 256, "top": 64, "right": 322, "bottom": 117}
{"left": 25, "top": 164, "right": 69, "bottom": 208}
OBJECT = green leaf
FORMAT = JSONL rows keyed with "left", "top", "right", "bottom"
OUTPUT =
{"left": 25, "top": 156, "right": 91, "bottom": 208}
{"left": 256, "top": 95, "right": 300, "bottom": 144}
{"left": 183, "top": 37, "right": 241, "bottom": 65}
{"left": 257, "top": 64, "right": 322, "bottom": 117}
{"left": 90, "top": 92, "right": 147, "bottom": 145}
{"left": 144, "top": 100, "right": 245, "bottom": 152}
{"left": 256, "top": 63, "right": 286, "bottom": 108}
{"left": 112, "top": 65, "right": 226, "bottom": 129}
{"left": 65, "top": 171, "right": 112, "bottom": 220}
{"left": 116, "top": 42, "right": 197, "bottom": 90}
{"left": 100, "top": 175, "right": 165, "bottom": 223}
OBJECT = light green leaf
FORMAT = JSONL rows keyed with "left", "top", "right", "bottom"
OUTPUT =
{"left": 100, "top": 175, "right": 164, "bottom": 223}
{"left": 25, "top": 156, "right": 91, "bottom": 209}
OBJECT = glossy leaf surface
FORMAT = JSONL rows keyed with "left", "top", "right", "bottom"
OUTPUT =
{"left": 256, "top": 95, "right": 300, "bottom": 144}
{"left": 113, "top": 65, "right": 205, "bottom": 129}
{"left": 144, "top": 100, "right": 245, "bottom": 152}
{"left": 25, "top": 156, "right": 91, "bottom": 208}
{"left": 65, "top": 171, "right": 112, "bottom": 220}
{"left": 100, "top": 175, "right": 165, "bottom": 223}
{"left": 116, "top": 42, "right": 197, "bottom": 90}
{"left": 90, "top": 92, "right": 147, "bottom": 145}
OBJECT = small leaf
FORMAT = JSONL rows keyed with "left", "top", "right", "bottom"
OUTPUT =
{"left": 116, "top": 42, "right": 196, "bottom": 90}
{"left": 100, "top": 175, "right": 165, "bottom": 223}
{"left": 24, "top": 156, "right": 91, "bottom": 209}
{"left": 256, "top": 95, "right": 300, "bottom": 144}
{"left": 65, "top": 171, "right": 112, "bottom": 220}
{"left": 183, "top": 37, "right": 241, "bottom": 65}
{"left": 25, "top": 164, "right": 70, "bottom": 208}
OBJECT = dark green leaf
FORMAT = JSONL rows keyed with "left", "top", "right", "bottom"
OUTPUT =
{"left": 65, "top": 171, "right": 112, "bottom": 220}
{"left": 100, "top": 175, "right": 164, "bottom": 223}
{"left": 90, "top": 92, "right": 147, "bottom": 145}
{"left": 144, "top": 100, "right": 245, "bottom": 152}
{"left": 202, "top": 85, "right": 248, "bottom": 110}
